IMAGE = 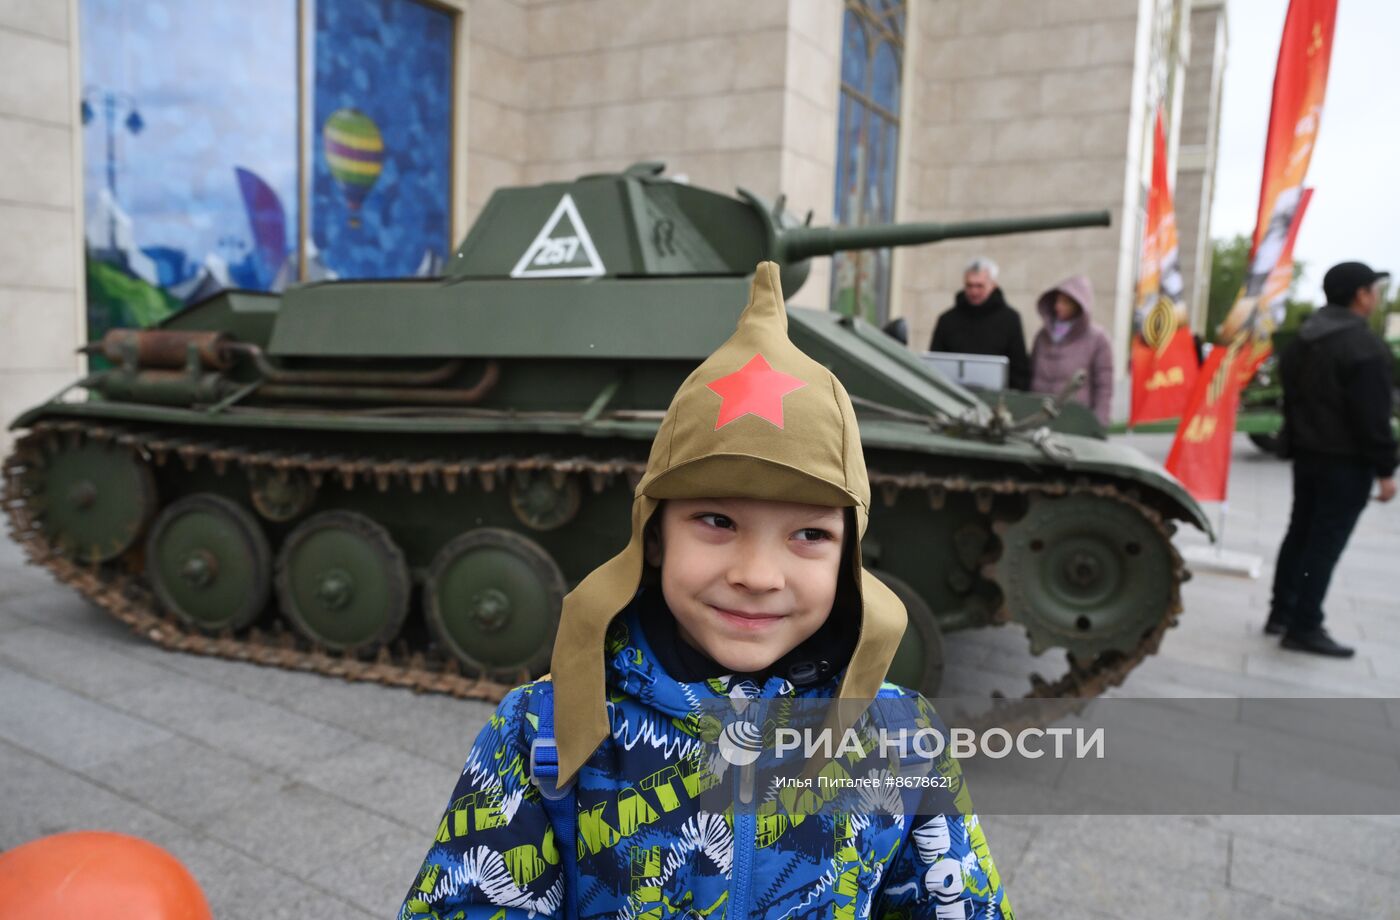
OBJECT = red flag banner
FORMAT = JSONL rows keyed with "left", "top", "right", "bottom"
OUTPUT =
{"left": 1131, "top": 324, "right": 1200, "bottom": 424}
{"left": 1223, "top": 0, "right": 1337, "bottom": 346}
{"left": 1167, "top": 0, "right": 1335, "bottom": 498}
{"left": 1165, "top": 342, "right": 1246, "bottom": 502}
{"left": 1130, "top": 107, "right": 1199, "bottom": 425}
{"left": 1235, "top": 188, "right": 1314, "bottom": 385}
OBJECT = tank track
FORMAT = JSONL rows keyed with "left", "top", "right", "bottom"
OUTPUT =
{"left": 2, "top": 419, "right": 1186, "bottom": 703}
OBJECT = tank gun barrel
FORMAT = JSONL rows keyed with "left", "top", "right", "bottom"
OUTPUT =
{"left": 777, "top": 210, "right": 1111, "bottom": 262}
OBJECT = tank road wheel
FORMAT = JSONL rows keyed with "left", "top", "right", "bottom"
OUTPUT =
{"left": 146, "top": 494, "right": 272, "bottom": 632}
{"left": 995, "top": 494, "right": 1172, "bottom": 658}
{"left": 248, "top": 468, "right": 315, "bottom": 522}
{"left": 425, "top": 528, "right": 566, "bottom": 681}
{"left": 275, "top": 511, "right": 410, "bottom": 655}
{"left": 25, "top": 438, "right": 156, "bottom": 562}
{"left": 509, "top": 471, "right": 581, "bottom": 531}
{"left": 875, "top": 570, "right": 945, "bottom": 697}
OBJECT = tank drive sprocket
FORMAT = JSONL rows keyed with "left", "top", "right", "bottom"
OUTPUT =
{"left": 17, "top": 434, "right": 156, "bottom": 563}
{"left": 992, "top": 493, "right": 1175, "bottom": 659}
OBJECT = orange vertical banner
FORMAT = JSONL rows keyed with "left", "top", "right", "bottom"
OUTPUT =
{"left": 1236, "top": 187, "right": 1314, "bottom": 385}
{"left": 1167, "top": 0, "right": 1335, "bottom": 499}
{"left": 1218, "top": 0, "right": 1337, "bottom": 347}
{"left": 1130, "top": 107, "right": 1199, "bottom": 425}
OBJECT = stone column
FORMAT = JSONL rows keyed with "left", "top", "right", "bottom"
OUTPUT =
{"left": 0, "top": 1, "right": 83, "bottom": 454}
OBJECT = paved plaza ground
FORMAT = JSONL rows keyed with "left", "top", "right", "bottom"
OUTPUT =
{"left": 2, "top": 433, "right": 1399, "bottom": 918}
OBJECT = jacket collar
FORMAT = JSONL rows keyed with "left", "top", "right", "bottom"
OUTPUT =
{"left": 604, "top": 596, "right": 811, "bottom": 719}
{"left": 954, "top": 287, "right": 1008, "bottom": 313}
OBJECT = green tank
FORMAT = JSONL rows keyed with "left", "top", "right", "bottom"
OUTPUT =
{"left": 3, "top": 161, "right": 1206, "bottom": 701}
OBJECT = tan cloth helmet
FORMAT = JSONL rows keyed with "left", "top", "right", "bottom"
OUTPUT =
{"left": 549, "top": 261, "right": 907, "bottom": 783}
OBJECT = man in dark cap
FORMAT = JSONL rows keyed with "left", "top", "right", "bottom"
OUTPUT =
{"left": 1266, "top": 261, "right": 1396, "bottom": 656}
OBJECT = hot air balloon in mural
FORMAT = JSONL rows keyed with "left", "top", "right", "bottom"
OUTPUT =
{"left": 322, "top": 107, "right": 385, "bottom": 228}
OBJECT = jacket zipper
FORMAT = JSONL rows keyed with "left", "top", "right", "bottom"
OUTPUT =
{"left": 727, "top": 677, "right": 788, "bottom": 919}
{"left": 729, "top": 804, "right": 756, "bottom": 919}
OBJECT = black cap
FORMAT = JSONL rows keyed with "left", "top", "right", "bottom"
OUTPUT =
{"left": 1323, "top": 261, "right": 1390, "bottom": 305}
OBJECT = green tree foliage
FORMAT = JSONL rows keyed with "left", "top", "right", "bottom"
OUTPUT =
{"left": 1205, "top": 235, "right": 1310, "bottom": 340}
{"left": 1205, "top": 234, "right": 1250, "bottom": 339}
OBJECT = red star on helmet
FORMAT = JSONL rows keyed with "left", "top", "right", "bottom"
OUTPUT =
{"left": 706, "top": 353, "right": 807, "bottom": 430}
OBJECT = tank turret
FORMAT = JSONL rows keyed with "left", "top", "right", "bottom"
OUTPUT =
{"left": 450, "top": 161, "right": 1108, "bottom": 295}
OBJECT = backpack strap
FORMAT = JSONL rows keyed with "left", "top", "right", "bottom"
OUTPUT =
{"left": 524, "top": 680, "right": 580, "bottom": 920}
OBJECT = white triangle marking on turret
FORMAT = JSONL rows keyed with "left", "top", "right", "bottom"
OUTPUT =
{"left": 510, "top": 193, "right": 606, "bottom": 278}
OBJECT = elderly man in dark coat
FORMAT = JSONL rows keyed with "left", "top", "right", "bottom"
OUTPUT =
{"left": 929, "top": 257, "right": 1031, "bottom": 390}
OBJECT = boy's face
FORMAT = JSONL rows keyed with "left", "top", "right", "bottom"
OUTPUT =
{"left": 645, "top": 497, "right": 846, "bottom": 676}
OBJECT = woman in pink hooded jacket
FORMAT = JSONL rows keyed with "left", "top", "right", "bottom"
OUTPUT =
{"left": 1030, "top": 274, "right": 1114, "bottom": 425}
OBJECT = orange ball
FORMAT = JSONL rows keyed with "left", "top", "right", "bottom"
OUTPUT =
{"left": 0, "top": 831, "right": 212, "bottom": 920}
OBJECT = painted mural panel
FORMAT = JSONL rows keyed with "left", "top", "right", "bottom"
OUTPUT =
{"left": 79, "top": 0, "right": 298, "bottom": 342}
{"left": 78, "top": 0, "right": 456, "bottom": 349}
{"left": 310, "top": 0, "right": 454, "bottom": 280}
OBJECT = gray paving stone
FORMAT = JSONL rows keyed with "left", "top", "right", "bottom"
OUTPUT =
{"left": 1235, "top": 751, "right": 1400, "bottom": 815}
{"left": 1238, "top": 695, "right": 1399, "bottom": 744}
{"left": 1012, "top": 827, "right": 1234, "bottom": 918}
{"left": 117, "top": 639, "right": 334, "bottom": 703}
{"left": 147, "top": 826, "right": 377, "bottom": 920}
{"left": 0, "top": 588, "right": 142, "bottom": 646}
{"left": 309, "top": 825, "right": 428, "bottom": 918}
{"left": 106, "top": 673, "right": 366, "bottom": 773}
{"left": 1244, "top": 649, "right": 1400, "bottom": 696}
{"left": 1202, "top": 814, "right": 1400, "bottom": 880}
{"left": 0, "top": 739, "right": 376, "bottom": 919}
{"left": 203, "top": 779, "right": 404, "bottom": 883}
{"left": 0, "top": 737, "right": 185, "bottom": 849}
{"left": 277, "top": 680, "right": 494, "bottom": 770}
{"left": 973, "top": 815, "right": 1035, "bottom": 887}
{"left": 0, "top": 622, "right": 175, "bottom": 697}
{"left": 1149, "top": 631, "right": 1249, "bottom": 675}
{"left": 1121, "top": 653, "right": 1334, "bottom": 698}
{"left": 1018, "top": 814, "right": 1229, "bottom": 879}
{"left": 1228, "top": 833, "right": 1400, "bottom": 916}
{"left": 1363, "top": 639, "right": 1400, "bottom": 679}
{"left": 293, "top": 738, "right": 461, "bottom": 832}
{"left": 1075, "top": 696, "right": 1400, "bottom": 793}
{"left": 90, "top": 735, "right": 288, "bottom": 833}
{"left": 0, "top": 665, "right": 172, "bottom": 771}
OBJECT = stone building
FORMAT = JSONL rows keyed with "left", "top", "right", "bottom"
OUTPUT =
{"left": 0, "top": 0, "right": 1226, "bottom": 451}
{"left": 1175, "top": 0, "right": 1228, "bottom": 334}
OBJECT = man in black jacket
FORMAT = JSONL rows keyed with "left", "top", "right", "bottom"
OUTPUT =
{"left": 1266, "top": 261, "right": 1396, "bottom": 656}
{"left": 929, "top": 258, "right": 1031, "bottom": 390}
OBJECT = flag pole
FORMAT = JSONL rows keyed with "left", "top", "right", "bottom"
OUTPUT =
{"left": 1215, "top": 500, "right": 1228, "bottom": 557}
{"left": 1182, "top": 481, "right": 1262, "bottom": 579}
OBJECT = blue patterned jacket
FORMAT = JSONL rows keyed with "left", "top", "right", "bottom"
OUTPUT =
{"left": 399, "top": 605, "right": 1014, "bottom": 920}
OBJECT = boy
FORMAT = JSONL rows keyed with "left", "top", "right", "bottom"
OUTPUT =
{"left": 399, "top": 262, "right": 1013, "bottom": 919}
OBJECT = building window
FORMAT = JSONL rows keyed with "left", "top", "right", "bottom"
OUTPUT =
{"left": 831, "top": 0, "right": 904, "bottom": 326}
{"left": 79, "top": 0, "right": 455, "bottom": 351}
